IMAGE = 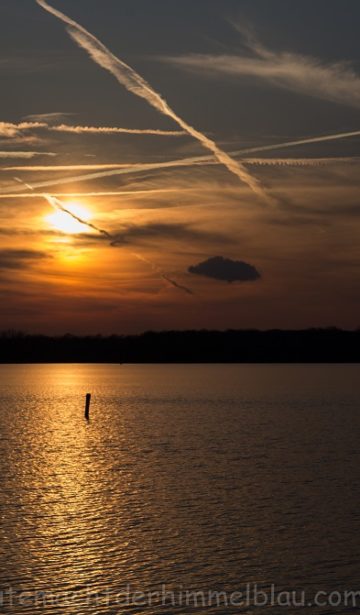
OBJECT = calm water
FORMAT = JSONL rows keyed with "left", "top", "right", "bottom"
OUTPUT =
{"left": 1, "top": 364, "right": 360, "bottom": 614}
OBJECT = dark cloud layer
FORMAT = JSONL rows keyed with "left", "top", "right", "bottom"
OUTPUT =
{"left": 113, "top": 223, "right": 223, "bottom": 245}
{"left": 0, "top": 249, "right": 49, "bottom": 270}
{"left": 81, "top": 222, "right": 227, "bottom": 246}
{"left": 189, "top": 256, "right": 261, "bottom": 283}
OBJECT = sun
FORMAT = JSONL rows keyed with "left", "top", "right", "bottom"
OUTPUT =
{"left": 45, "top": 201, "right": 93, "bottom": 234}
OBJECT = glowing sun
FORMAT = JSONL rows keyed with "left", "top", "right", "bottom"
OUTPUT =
{"left": 45, "top": 201, "right": 93, "bottom": 234}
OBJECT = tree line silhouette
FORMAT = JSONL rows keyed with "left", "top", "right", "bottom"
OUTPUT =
{"left": 0, "top": 328, "right": 359, "bottom": 363}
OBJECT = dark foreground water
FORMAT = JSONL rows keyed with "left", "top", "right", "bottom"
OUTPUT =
{"left": 0, "top": 364, "right": 360, "bottom": 614}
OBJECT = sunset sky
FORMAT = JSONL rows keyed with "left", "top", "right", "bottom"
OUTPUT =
{"left": 1, "top": 0, "right": 360, "bottom": 334}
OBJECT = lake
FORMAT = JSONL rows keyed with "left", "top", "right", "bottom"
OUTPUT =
{"left": 1, "top": 364, "right": 360, "bottom": 613}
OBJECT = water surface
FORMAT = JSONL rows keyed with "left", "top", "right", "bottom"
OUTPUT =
{"left": 1, "top": 364, "right": 360, "bottom": 613}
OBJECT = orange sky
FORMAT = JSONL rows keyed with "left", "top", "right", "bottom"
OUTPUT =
{"left": 0, "top": 0, "right": 360, "bottom": 333}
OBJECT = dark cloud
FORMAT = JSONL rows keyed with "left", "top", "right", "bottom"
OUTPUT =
{"left": 0, "top": 249, "right": 49, "bottom": 270}
{"left": 267, "top": 203, "right": 360, "bottom": 227}
{"left": 188, "top": 256, "right": 261, "bottom": 283}
{"left": 81, "top": 222, "right": 228, "bottom": 246}
{"left": 111, "top": 223, "right": 199, "bottom": 245}
{"left": 0, "top": 228, "right": 60, "bottom": 237}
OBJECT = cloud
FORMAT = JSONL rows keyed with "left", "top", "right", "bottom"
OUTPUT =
{"left": 165, "top": 28, "right": 360, "bottom": 109}
{"left": 109, "top": 223, "right": 225, "bottom": 246}
{"left": 0, "top": 122, "right": 47, "bottom": 138}
{"left": 0, "top": 249, "right": 49, "bottom": 270}
{"left": 0, "top": 136, "right": 45, "bottom": 148}
{"left": 189, "top": 256, "right": 261, "bottom": 283}
{"left": 24, "top": 112, "right": 74, "bottom": 124}
{"left": 35, "top": 0, "right": 270, "bottom": 202}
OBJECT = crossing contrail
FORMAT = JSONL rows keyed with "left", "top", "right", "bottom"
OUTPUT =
{"left": 46, "top": 194, "right": 113, "bottom": 239}
{"left": 3, "top": 127, "right": 360, "bottom": 194}
{"left": 232, "top": 130, "right": 360, "bottom": 157}
{"left": 35, "top": 0, "right": 271, "bottom": 202}
{"left": 14, "top": 176, "right": 112, "bottom": 237}
{"left": 131, "top": 253, "right": 193, "bottom": 295}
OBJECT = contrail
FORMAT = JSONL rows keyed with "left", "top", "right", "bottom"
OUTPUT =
{"left": 0, "top": 120, "right": 184, "bottom": 138}
{"left": 6, "top": 152, "right": 358, "bottom": 173}
{"left": 131, "top": 253, "right": 193, "bottom": 295}
{"left": 13, "top": 177, "right": 34, "bottom": 191}
{"left": 46, "top": 194, "right": 113, "bottom": 239}
{"left": 162, "top": 274, "right": 193, "bottom": 295}
{"left": 35, "top": 0, "right": 270, "bottom": 202}
{"left": 2, "top": 159, "right": 206, "bottom": 193}
{"left": 14, "top": 176, "right": 193, "bottom": 295}
{"left": 0, "top": 151, "right": 56, "bottom": 159}
{"left": 0, "top": 188, "right": 188, "bottom": 199}
{"left": 232, "top": 130, "right": 360, "bottom": 157}
{"left": 14, "top": 176, "right": 112, "bottom": 237}
{"left": 241, "top": 156, "right": 358, "bottom": 167}
{"left": 0, "top": 121, "right": 47, "bottom": 137}
{"left": 3, "top": 127, "right": 360, "bottom": 194}
{"left": 50, "top": 124, "right": 184, "bottom": 136}
{"left": 5, "top": 164, "right": 135, "bottom": 172}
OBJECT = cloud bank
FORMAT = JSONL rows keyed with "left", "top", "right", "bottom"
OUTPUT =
{"left": 0, "top": 249, "right": 49, "bottom": 270}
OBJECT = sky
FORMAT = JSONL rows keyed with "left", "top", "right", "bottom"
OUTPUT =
{"left": 0, "top": 0, "right": 360, "bottom": 334}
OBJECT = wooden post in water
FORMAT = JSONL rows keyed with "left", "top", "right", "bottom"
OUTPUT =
{"left": 85, "top": 393, "right": 91, "bottom": 420}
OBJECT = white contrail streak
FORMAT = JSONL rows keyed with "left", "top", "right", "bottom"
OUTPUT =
{"left": 232, "top": 130, "right": 360, "bottom": 157}
{"left": 0, "top": 151, "right": 56, "bottom": 159}
{"left": 0, "top": 121, "right": 47, "bottom": 137}
{"left": 50, "top": 124, "right": 184, "bottom": 136}
{"left": 4, "top": 164, "right": 134, "bottom": 171}
{"left": 2, "top": 126, "right": 360, "bottom": 194}
{"left": 2, "top": 162, "right": 196, "bottom": 192}
{"left": 6, "top": 151, "right": 359, "bottom": 174}
{"left": 0, "top": 120, "right": 184, "bottom": 137}
{"left": 242, "top": 156, "right": 358, "bottom": 167}
{"left": 0, "top": 188, "right": 186, "bottom": 199}
{"left": 35, "top": 0, "right": 269, "bottom": 201}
